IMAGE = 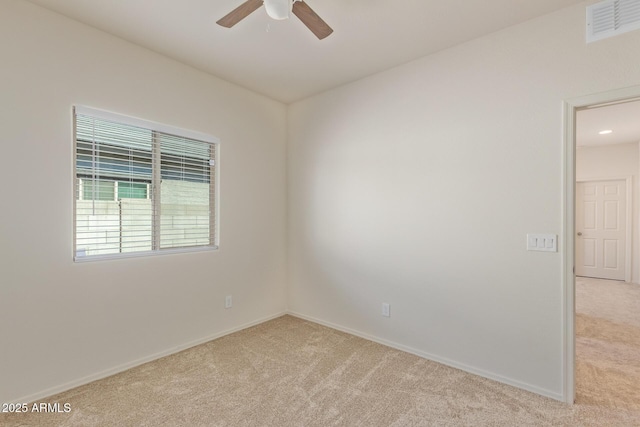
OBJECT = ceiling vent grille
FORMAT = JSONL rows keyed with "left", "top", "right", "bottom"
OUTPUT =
{"left": 587, "top": 0, "right": 640, "bottom": 42}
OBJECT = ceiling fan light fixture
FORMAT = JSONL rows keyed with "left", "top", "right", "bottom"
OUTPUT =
{"left": 264, "top": 0, "right": 291, "bottom": 20}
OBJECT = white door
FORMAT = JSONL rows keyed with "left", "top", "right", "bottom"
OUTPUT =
{"left": 576, "top": 180, "right": 626, "bottom": 280}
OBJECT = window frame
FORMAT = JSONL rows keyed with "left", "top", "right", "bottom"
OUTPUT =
{"left": 73, "top": 106, "right": 220, "bottom": 262}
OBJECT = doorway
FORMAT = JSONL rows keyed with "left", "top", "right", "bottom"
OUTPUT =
{"left": 564, "top": 86, "right": 640, "bottom": 405}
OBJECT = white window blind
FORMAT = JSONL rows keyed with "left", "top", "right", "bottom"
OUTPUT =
{"left": 74, "top": 106, "right": 218, "bottom": 261}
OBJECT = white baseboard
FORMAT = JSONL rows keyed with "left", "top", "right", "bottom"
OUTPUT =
{"left": 10, "top": 311, "right": 287, "bottom": 404}
{"left": 11, "top": 310, "right": 563, "bottom": 404}
{"left": 286, "top": 311, "right": 564, "bottom": 402}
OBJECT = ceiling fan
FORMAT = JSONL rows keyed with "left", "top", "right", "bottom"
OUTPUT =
{"left": 217, "top": 0, "right": 333, "bottom": 40}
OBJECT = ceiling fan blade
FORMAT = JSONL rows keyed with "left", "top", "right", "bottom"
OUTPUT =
{"left": 292, "top": 1, "right": 333, "bottom": 40}
{"left": 217, "top": 0, "right": 264, "bottom": 28}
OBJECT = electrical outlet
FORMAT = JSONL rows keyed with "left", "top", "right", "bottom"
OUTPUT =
{"left": 382, "top": 303, "right": 390, "bottom": 317}
{"left": 225, "top": 295, "right": 232, "bottom": 309}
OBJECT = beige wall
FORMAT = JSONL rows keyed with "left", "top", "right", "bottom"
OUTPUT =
{"left": 0, "top": 0, "right": 287, "bottom": 403}
{"left": 287, "top": 2, "right": 640, "bottom": 399}
{"left": 576, "top": 142, "right": 640, "bottom": 283}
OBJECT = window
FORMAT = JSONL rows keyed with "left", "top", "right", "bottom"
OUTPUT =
{"left": 74, "top": 106, "right": 218, "bottom": 261}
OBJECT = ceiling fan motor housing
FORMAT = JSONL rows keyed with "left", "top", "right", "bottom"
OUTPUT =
{"left": 264, "top": 0, "right": 292, "bottom": 20}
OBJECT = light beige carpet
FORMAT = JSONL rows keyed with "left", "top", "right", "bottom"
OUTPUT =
{"left": 575, "top": 276, "right": 640, "bottom": 412}
{"left": 2, "top": 305, "right": 640, "bottom": 426}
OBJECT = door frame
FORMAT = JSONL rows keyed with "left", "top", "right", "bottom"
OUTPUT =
{"left": 563, "top": 84, "right": 640, "bottom": 404}
{"left": 575, "top": 176, "right": 632, "bottom": 282}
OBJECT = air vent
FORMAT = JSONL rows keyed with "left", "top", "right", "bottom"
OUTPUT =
{"left": 587, "top": 0, "right": 640, "bottom": 42}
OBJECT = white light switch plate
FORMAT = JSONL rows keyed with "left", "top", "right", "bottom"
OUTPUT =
{"left": 527, "top": 234, "right": 557, "bottom": 252}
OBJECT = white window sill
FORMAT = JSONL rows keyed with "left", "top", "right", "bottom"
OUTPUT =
{"left": 74, "top": 245, "right": 219, "bottom": 263}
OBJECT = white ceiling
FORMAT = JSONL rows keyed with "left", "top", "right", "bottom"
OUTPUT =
{"left": 25, "top": 0, "right": 586, "bottom": 103}
{"left": 577, "top": 100, "right": 640, "bottom": 147}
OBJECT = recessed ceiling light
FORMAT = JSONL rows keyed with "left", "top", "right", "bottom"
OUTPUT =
{"left": 599, "top": 130, "right": 613, "bottom": 135}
